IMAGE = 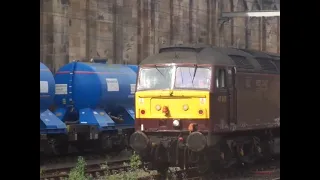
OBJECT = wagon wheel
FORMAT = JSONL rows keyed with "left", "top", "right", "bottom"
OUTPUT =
{"left": 48, "top": 137, "right": 68, "bottom": 155}
{"left": 100, "top": 133, "right": 113, "bottom": 151}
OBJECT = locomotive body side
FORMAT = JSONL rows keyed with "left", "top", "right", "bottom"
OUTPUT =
{"left": 236, "top": 72, "right": 279, "bottom": 129}
{"left": 130, "top": 45, "right": 280, "bottom": 174}
{"left": 211, "top": 71, "right": 280, "bottom": 133}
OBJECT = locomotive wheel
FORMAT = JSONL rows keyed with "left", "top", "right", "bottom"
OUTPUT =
{"left": 197, "top": 153, "right": 211, "bottom": 174}
{"left": 156, "top": 163, "right": 169, "bottom": 179}
{"left": 237, "top": 141, "right": 261, "bottom": 164}
{"left": 220, "top": 143, "right": 237, "bottom": 168}
{"left": 154, "top": 144, "right": 167, "bottom": 162}
{"left": 197, "top": 161, "right": 211, "bottom": 174}
{"left": 260, "top": 141, "right": 273, "bottom": 160}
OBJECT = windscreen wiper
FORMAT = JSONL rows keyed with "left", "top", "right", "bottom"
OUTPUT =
{"left": 191, "top": 64, "right": 198, "bottom": 84}
{"left": 154, "top": 65, "right": 165, "bottom": 78}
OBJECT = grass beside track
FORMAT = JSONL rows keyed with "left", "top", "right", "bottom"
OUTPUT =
{"left": 40, "top": 154, "right": 280, "bottom": 180}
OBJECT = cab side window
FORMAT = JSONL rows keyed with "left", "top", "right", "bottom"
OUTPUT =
{"left": 215, "top": 68, "right": 226, "bottom": 88}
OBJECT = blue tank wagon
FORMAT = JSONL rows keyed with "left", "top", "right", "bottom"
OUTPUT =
{"left": 126, "top": 64, "right": 139, "bottom": 74}
{"left": 54, "top": 61, "right": 137, "bottom": 152}
{"left": 40, "top": 62, "right": 68, "bottom": 155}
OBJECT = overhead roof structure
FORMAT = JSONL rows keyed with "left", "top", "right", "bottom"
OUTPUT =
{"left": 221, "top": 0, "right": 280, "bottom": 18}
{"left": 221, "top": 10, "right": 280, "bottom": 18}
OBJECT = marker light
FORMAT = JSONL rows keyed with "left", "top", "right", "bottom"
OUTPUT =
{"left": 155, "top": 105, "right": 161, "bottom": 111}
{"left": 183, "top": 104, "right": 189, "bottom": 111}
{"left": 141, "top": 110, "right": 145, "bottom": 114}
{"left": 173, "top": 120, "right": 180, "bottom": 127}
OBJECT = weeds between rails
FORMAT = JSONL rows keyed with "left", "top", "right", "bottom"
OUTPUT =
{"left": 144, "top": 156, "right": 280, "bottom": 180}
{"left": 40, "top": 153, "right": 157, "bottom": 180}
{"left": 40, "top": 156, "right": 279, "bottom": 180}
{"left": 40, "top": 158, "right": 131, "bottom": 180}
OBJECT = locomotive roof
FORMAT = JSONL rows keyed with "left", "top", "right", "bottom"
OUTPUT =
{"left": 139, "top": 44, "right": 280, "bottom": 73}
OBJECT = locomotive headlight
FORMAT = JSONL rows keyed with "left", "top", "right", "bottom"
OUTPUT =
{"left": 155, "top": 105, "right": 161, "bottom": 111}
{"left": 173, "top": 120, "right": 180, "bottom": 127}
{"left": 183, "top": 104, "right": 189, "bottom": 111}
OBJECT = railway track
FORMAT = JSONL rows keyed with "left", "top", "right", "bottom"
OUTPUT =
{"left": 141, "top": 159, "right": 280, "bottom": 180}
{"left": 40, "top": 158, "right": 131, "bottom": 179}
{"left": 40, "top": 157, "right": 279, "bottom": 180}
{"left": 40, "top": 149, "right": 133, "bottom": 180}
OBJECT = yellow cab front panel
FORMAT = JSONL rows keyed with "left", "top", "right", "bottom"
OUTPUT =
{"left": 136, "top": 90, "right": 210, "bottom": 119}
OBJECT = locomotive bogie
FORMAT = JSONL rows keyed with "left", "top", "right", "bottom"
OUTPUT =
{"left": 131, "top": 128, "right": 280, "bottom": 172}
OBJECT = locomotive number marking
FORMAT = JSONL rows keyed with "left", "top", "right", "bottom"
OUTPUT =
{"left": 245, "top": 78, "right": 252, "bottom": 88}
{"left": 218, "top": 96, "right": 227, "bottom": 103}
{"left": 256, "top": 80, "right": 269, "bottom": 91}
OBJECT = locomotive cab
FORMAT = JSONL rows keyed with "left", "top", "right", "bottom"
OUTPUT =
{"left": 135, "top": 65, "right": 212, "bottom": 130}
{"left": 212, "top": 66, "right": 237, "bottom": 130}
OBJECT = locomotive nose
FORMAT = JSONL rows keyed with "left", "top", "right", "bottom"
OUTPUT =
{"left": 129, "top": 131, "right": 150, "bottom": 152}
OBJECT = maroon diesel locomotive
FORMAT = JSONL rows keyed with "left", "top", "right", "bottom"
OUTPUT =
{"left": 130, "top": 45, "right": 280, "bottom": 174}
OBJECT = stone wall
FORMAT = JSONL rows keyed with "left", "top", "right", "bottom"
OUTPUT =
{"left": 40, "top": 0, "right": 280, "bottom": 71}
